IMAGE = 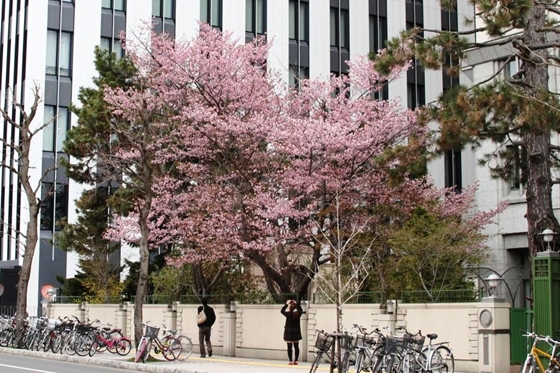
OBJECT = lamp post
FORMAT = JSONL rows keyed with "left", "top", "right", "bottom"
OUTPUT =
{"left": 540, "top": 228, "right": 557, "bottom": 252}
{"left": 533, "top": 228, "right": 560, "bottom": 338}
{"left": 486, "top": 273, "right": 502, "bottom": 297}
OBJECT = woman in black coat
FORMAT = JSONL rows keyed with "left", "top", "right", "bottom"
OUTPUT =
{"left": 281, "top": 299, "right": 303, "bottom": 365}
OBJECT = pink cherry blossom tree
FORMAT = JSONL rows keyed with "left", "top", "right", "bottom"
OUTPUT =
{"left": 104, "top": 24, "right": 503, "bottom": 320}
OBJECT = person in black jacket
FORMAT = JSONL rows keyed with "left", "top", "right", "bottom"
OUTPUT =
{"left": 281, "top": 299, "right": 303, "bottom": 365}
{"left": 197, "top": 297, "right": 216, "bottom": 358}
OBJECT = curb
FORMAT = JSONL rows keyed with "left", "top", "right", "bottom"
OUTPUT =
{"left": 0, "top": 346, "right": 204, "bottom": 373}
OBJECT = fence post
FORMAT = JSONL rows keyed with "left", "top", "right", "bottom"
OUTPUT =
{"left": 222, "top": 301, "right": 237, "bottom": 356}
{"left": 477, "top": 297, "right": 511, "bottom": 373}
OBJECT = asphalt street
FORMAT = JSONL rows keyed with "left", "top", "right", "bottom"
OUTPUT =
{"left": 0, "top": 346, "right": 473, "bottom": 373}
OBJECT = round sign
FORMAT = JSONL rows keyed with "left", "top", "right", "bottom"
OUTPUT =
{"left": 479, "top": 309, "right": 493, "bottom": 328}
{"left": 0, "top": 283, "right": 4, "bottom": 296}
{"left": 41, "top": 284, "right": 54, "bottom": 299}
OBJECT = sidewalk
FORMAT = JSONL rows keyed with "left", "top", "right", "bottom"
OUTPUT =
{"left": 0, "top": 346, "right": 471, "bottom": 373}
{"left": 0, "top": 346, "right": 324, "bottom": 373}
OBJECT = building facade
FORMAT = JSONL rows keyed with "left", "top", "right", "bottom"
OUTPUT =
{"left": 0, "top": 0, "right": 483, "bottom": 314}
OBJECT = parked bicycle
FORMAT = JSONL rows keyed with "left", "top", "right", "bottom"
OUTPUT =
{"left": 310, "top": 329, "right": 336, "bottom": 373}
{"left": 134, "top": 322, "right": 183, "bottom": 363}
{"left": 520, "top": 331, "right": 560, "bottom": 373}
{"left": 90, "top": 319, "right": 132, "bottom": 356}
{"left": 351, "top": 324, "right": 385, "bottom": 373}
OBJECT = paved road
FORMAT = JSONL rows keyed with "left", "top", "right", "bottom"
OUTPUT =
{"left": 0, "top": 353, "right": 133, "bottom": 373}
{"left": 0, "top": 346, "right": 472, "bottom": 373}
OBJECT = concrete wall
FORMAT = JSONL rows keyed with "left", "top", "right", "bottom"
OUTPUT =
{"left": 47, "top": 298, "right": 510, "bottom": 373}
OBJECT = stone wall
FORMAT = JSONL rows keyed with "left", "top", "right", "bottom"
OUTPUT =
{"left": 47, "top": 298, "right": 510, "bottom": 373}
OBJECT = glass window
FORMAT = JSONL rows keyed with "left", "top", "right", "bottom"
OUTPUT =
{"left": 299, "top": 1, "right": 308, "bottom": 41}
{"left": 115, "top": 0, "right": 125, "bottom": 11}
{"left": 201, "top": 0, "right": 209, "bottom": 22}
{"left": 41, "top": 182, "right": 54, "bottom": 230}
{"left": 41, "top": 183, "right": 68, "bottom": 231}
{"left": 330, "top": 8, "right": 337, "bottom": 46}
{"left": 211, "top": 0, "right": 220, "bottom": 27}
{"left": 152, "top": 0, "right": 161, "bottom": 17}
{"left": 340, "top": 9, "right": 348, "bottom": 49}
{"left": 256, "top": 0, "right": 265, "bottom": 34}
{"left": 43, "top": 106, "right": 55, "bottom": 151}
{"left": 114, "top": 39, "right": 124, "bottom": 59}
{"left": 246, "top": 0, "right": 254, "bottom": 33}
{"left": 289, "top": 0, "right": 296, "bottom": 39}
{"left": 102, "top": 0, "right": 111, "bottom": 8}
{"left": 100, "top": 37, "right": 111, "bottom": 51}
{"left": 57, "top": 107, "right": 69, "bottom": 152}
{"left": 46, "top": 30, "right": 57, "bottom": 75}
{"left": 59, "top": 32, "right": 71, "bottom": 76}
{"left": 164, "top": 0, "right": 173, "bottom": 18}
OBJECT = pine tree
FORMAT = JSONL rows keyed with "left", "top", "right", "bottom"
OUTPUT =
{"left": 375, "top": 0, "right": 560, "bottom": 256}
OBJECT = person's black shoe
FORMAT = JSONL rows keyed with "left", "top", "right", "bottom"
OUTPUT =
{"left": 209, "top": 350, "right": 213, "bottom": 357}
{"left": 200, "top": 355, "right": 206, "bottom": 358}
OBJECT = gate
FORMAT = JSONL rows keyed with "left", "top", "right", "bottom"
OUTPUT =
{"left": 510, "top": 308, "right": 532, "bottom": 364}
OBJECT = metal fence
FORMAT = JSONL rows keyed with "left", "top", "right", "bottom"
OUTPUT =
{"left": 42, "top": 289, "right": 481, "bottom": 306}
{"left": 0, "top": 304, "right": 16, "bottom": 316}
{"left": 399, "top": 289, "right": 482, "bottom": 303}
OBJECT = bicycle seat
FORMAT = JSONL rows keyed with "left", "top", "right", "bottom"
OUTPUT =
{"left": 427, "top": 333, "right": 438, "bottom": 340}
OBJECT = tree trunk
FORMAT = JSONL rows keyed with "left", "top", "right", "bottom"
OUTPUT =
{"left": 134, "top": 199, "right": 152, "bottom": 345}
{"left": 522, "top": 4, "right": 560, "bottom": 256}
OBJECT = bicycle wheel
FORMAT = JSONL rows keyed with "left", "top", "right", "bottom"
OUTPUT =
{"left": 353, "top": 350, "right": 364, "bottom": 373}
{"left": 134, "top": 338, "right": 148, "bottom": 363}
{"left": 0, "top": 330, "right": 12, "bottom": 347}
{"left": 431, "top": 346, "right": 454, "bottom": 373}
{"left": 339, "top": 350, "right": 351, "bottom": 373}
{"left": 75, "top": 334, "right": 94, "bottom": 357}
{"left": 88, "top": 340, "right": 99, "bottom": 357}
{"left": 176, "top": 335, "right": 193, "bottom": 360}
{"left": 163, "top": 337, "right": 182, "bottom": 361}
{"left": 115, "top": 338, "right": 132, "bottom": 356}
{"left": 520, "top": 355, "right": 537, "bottom": 373}
{"left": 310, "top": 351, "right": 324, "bottom": 373}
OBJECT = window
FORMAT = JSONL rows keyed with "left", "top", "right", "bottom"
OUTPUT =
{"left": 40, "top": 183, "right": 68, "bottom": 231}
{"left": 407, "top": 82, "right": 425, "bottom": 110}
{"left": 289, "top": 65, "right": 308, "bottom": 89}
{"left": 100, "top": 37, "right": 124, "bottom": 59}
{"left": 246, "top": 0, "right": 266, "bottom": 36}
{"left": 445, "top": 149, "right": 462, "bottom": 193}
{"left": 369, "top": 15, "right": 387, "bottom": 53}
{"left": 46, "top": 30, "right": 72, "bottom": 76}
{"left": 201, "top": 0, "right": 222, "bottom": 29}
{"left": 153, "top": 0, "right": 173, "bottom": 18}
{"left": 43, "top": 106, "right": 69, "bottom": 152}
{"left": 289, "top": 0, "right": 308, "bottom": 42}
{"left": 103, "top": 0, "right": 126, "bottom": 10}
{"left": 330, "top": 7, "right": 349, "bottom": 48}
{"left": 507, "top": 145, "right": 525, "bottom": 191}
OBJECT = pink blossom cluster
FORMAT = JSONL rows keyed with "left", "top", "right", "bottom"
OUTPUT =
{"left": 102, "top": 24, "right": 503, "bottom": 266}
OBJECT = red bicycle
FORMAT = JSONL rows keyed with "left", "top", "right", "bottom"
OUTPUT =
{"left": 90, "top": 320, "right": 132, "bottom": 356}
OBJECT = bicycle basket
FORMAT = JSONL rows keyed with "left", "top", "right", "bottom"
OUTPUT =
{"left": 339, "top": 334, "right": 354, "bottom": 350}
{"left": 353, "top": 334, "right": 376, "bottom": 348}
{"left": 47, "top": 318, "right": 61, "bottom": 331}
{"left": 145, "top": 325, "right": 160, "bottom": 339}
{"left": 385, "top": 336, "right": 403, "bottom": 354}
{"left": 403, "top": 334, "right": 425, "bottom": 352}
{"left": 315, "top": 333, "right": 334, "bottom": 352}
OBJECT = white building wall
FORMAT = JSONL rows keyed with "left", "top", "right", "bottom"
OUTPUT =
{"left": 307, "top": 0, "right": 329, "bottom": 80}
